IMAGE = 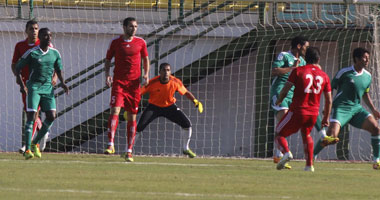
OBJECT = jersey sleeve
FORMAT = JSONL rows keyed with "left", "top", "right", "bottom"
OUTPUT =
{"left": 140, "top": 84, "right": 149, "bottom": 95}
{"left": 12, "top": 43, "right": 21, "bottom": 64}
{"left": 175, "top": 78, "right": 188, "bottom": 95}
{"left": 15, "top": 51, "right": 31, "bottom": 71}
{"left": 272, "top": 52, "right": 286, "bottom": 69}
{"left": 54, "top": 50, "right": 63, "bottom": 72}
{"left": 105, "top": 39, "right": 115, "bottom": 61}
{"left": 331, "top": 71, "right": 342, "bottom": 90}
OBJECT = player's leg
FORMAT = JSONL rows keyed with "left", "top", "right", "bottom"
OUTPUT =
{"left": 31, "top": 94, "right": 57, "bottom": 158}
{"left": 123, "top": 79, "right": 141, "bottom": 162}
{"left": 104, "top": 106, "right": 121, "bottom": 154}
{"left": 300, "top": 115, "right": 317, "bottom": 172}
{"left": 274, "top": 109, "right": 287, "bottom": 163}
{"left": 354, "top": 111, "right": 380, "bottom": 169}
{"left": 275, "top": 111, "right": 300, "bottom": 170}
{"left": 23, "top": 91, "right": 40, "bottom": 159}
{"left": 136, "top": 104, "right": 160, "bottom": 133}
{"left": 164, "top": 104, "right": 195, "bottom": 158}
{"left": 313, "top": 107, "right": 348, "bottom": 159}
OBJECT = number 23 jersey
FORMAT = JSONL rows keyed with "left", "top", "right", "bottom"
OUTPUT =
{"left": 288, "top": 64, "right": 331, "bottom": 115}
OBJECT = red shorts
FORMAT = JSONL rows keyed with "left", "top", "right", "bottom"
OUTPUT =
{"left": 110, "top": 79, "right": 141, "bottom": 114}
{"left": 276, "top": 111, "right": 318, "bottom": 137}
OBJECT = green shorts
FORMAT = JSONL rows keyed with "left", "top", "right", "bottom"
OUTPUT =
{"left": 330, "top": 105, "right": 370, "bottom": 128}
{"left": 26, "top": 90, "right": 56, "bottom": 112}
{"left": 270, "top": 93, "right": 292, "bottom": 113}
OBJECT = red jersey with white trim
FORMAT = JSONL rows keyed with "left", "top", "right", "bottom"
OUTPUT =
{"left": 12, "top": 39, "right": 40, "bottom": 83}
{"left": 106, "top": 35, "right": 148, "bottom": 81}
{"left": 288, "top": 64, "right": 331, "bottom": 115}
{"left": 141, "top": 75, "right": 188, "bottom": 108}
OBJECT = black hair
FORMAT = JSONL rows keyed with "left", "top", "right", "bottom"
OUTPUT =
{"left": 352, "top": 47, "right": 370, "bottom": 63}
{"left": 291, "top": 36, "right": 308, "bottom": 49}
{"left": 159, "top": 63, "right": 171, "bottom": 71}
{"left": 38, "top": 28, "right": 50, "bottom": 38}
{"left": 305, "top": 47, "right": 320, "bottom": 64}
{"left": 25, "top": 20, "right": 38, "bottom": 31}
{"left": 123, "top": 17, "right": 137, "bottom": 27}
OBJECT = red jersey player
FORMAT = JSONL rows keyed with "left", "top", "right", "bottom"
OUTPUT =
{"left": 11, "top": 20, "right": 57, "bottom": 153}
{"left": 275, "top": 47, "right": 332, "bottom": 172}
{"left": 104, "top": 17, "right": 150, "bottom": 162}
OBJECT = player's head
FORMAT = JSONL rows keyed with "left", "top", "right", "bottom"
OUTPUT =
{"left": 123, "top": 17, "right": 137, "bottom": 38}
{"left": 291, "top": 36, "right": 309, "bottom": 57}
{"left": 353, "top": 47, "right": 370, "bottom": 68}
{"left": 25, "top": 20, "right": 39, "bottom": 40}
{"left": 38, "top": 28, "right": 52, "bottom": 47}
{"left": 305, "top": 47, "right": 320, "bottom": 64}
{"left": 159, "top": 63, "right": 171, "bottom": 82}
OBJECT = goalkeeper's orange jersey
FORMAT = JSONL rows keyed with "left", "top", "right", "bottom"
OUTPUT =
{"left": 141, "top": 75, "right": 188, "bottom": 108}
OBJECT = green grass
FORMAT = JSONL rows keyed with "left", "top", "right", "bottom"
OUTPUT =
{"left": 0, "top": 152, "right": 379, "bottom": 200}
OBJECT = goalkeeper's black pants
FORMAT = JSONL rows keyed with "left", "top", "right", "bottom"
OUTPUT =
{"left": 137, "top": 103, "right": 192, "bottom": 132}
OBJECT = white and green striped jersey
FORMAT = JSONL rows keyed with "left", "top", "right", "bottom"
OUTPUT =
{"left": 270, "top": 51, "right": 306, "bottom": 96}
{"left": 332, "top": 65, "right": 371, "bottom": 107}
{"left": 16, "top": 46, "right": 62, "bottom": 94}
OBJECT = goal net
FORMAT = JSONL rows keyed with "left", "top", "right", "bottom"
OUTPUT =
{"left": 0, "top": 0, "right": 380, "bottom": 161}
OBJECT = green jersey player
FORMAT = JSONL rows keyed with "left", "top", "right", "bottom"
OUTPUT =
{"left": 15, "top": 28, "right": 69, "bottom": 160}
{"left": 313, "top": 47, "right": 380, "bottom": 170}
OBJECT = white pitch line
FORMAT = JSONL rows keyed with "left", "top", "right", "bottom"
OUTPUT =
{"left": 0, "top": 187, "right": 292, "bottom": 199}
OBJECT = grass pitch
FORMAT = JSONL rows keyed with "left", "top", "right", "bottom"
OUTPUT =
{"left": 0, "top": 152, "right": 379, "bottom": 200}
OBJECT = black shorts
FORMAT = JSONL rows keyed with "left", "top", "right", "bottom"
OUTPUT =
{"left": 137, "top": 103, "right": 191, "bottom": 132}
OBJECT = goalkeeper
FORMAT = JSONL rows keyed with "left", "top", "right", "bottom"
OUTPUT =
{"left": 136, "top": 63, "right": 203, "bottom": 158}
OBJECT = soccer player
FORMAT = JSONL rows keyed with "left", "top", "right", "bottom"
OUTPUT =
{"left": 15, "top": 28, "right": 69, "bottom": 159}
{"left": 104, "top": 17, "right": 150, "bottom": 162}
{"left": 11, "top": 20, "right": 56, "bottom": 153}
{"left": 137, "top": 63, "right": 203, "bottom": 158}
{"left": 275, "top": 47, "right": 332, "bottom": 172}
{"left": 313, "top": 47, "right": 380, "bottom": 169}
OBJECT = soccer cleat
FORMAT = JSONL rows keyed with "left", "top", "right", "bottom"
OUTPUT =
{"left": 24, "top": 150, "right": 34, "bottom": 160}
{"left": 276, "top": 151, "right": 293, "bottom": 170}
{"left": 321, "top": 136, "right": 339, "bottom": 147}
{"left": 125, "top": 152, "right": 134, "bottom": 162}
{"left": 183, "top": 149, "right": 196, "bottom": 158}
{"left": 304, "top": 166, "right": 315, "bottom": 172}
{"left": 39, "top": 132, "right": 49, "bottom": 152}
{"left": 274, "top": 156, "right": 291, "bottom": 169}
{"left": 373, "top": 161, "right": 380, "bottom": 170}
{"left": 104, "top": 145, "right": 115, "bottom": 154}
{"left": 19, "top": 145, "right": 26, "bottom": 154}
{"left": 31, "top": 143, "right": 41, "bottom": 158}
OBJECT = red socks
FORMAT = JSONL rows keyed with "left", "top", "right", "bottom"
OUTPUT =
{"left": 127, "top": 121, "right": 136, "bottom": 152}
{"left": 107, "top": 114, "right": 119, "bottom": 145}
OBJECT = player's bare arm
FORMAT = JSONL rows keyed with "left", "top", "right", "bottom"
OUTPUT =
{"left": 57, "top": 70, "right": 69, "bottom": 95}
{"left": 322, "top": 91, "right": 332, "bottom": 127}
{"left": 271, "top": 59, "right": 300, "bottom": 76}
{"left": 276, "top": 81, "right": 293, "bottom": 105}
{"left": 363, "top": 92, "right": 380, "bottom": 119}
{"left": 15, "top": 68, "right": 27, "bottom": 94}
{"left": 142, "top": 56, "right": 150, "bottom": 85}
{"left": 104, "top": 59, "right": 113, "bottom": 87}
{"left": 51, "top": 72, "right": 58, "bottom": 86}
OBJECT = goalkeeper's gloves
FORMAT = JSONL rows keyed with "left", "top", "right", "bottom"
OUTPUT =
{"left": 193, "top": 99, "right": 203, "bottom": 113}
{"left": 123, "top": 111, "right": 128, "bottom": 121}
